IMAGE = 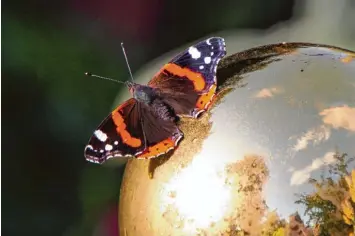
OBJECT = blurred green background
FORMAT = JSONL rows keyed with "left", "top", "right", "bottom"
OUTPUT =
{"left": 2, "top": 0, "right": 354, "bottom": 235}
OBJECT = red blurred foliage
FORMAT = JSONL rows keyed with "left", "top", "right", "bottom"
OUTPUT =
{"left": 94, "top": 203, "right": 120, "bottom": 236}
{"left": 72, "top": 0, "right": 163, "bottom": 40}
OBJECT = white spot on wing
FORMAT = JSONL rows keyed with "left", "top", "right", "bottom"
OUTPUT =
{"left": 105, "top": 144, "right": 113, "bottom": 151}
{"left": 188, "top": 46, "right": 201, "bottom": 59}
{"left": 100, "top": 149, "right": 104, "bottom": 153}
{"left": 199, "top": 65, "right": 204, "bottom": 70}
{"left": 210, "top": 52, "right": 214, "bottom": 56}
{"left": 206, "top": 38, "right": 211, "bottom": 45}
{"left": 94, "top": 130, "right": 108, "bottom": 142}
{"left": 114, "top": 141, "right": 118, "bottom": 145}
{"left": 204, "top": 57, "right": 211, "bottom": 64}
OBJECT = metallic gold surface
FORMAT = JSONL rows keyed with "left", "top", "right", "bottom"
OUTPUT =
{"left": 118, "top": 43, "right": 355, "bottom": 235}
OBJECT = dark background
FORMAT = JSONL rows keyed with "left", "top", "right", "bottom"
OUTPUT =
{"left": 2, "top": 0, "right": 297, "bottom": 235}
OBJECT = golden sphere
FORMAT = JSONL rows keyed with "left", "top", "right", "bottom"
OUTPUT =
{"left": 118, "top": 43, "right": 355, "bottom": 235}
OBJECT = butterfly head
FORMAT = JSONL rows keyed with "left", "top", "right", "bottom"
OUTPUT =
{"left": 126, "top": 82, "right": 154, "bottom": 104}
{"left": 125, "top": 81, "right": 137, "bottom": 94}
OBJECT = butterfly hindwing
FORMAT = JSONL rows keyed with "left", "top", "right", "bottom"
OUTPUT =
{"left": 136, "top": 100, "right": 183, "bottom": 159}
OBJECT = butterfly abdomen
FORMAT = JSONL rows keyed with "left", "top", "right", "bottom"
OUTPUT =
{"left": 151, "top": 99, "right": 178, "bottom": 123}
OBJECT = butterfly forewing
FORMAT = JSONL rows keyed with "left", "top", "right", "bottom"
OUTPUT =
{"left": 169, "top": 37, "right": 226, "bottom": 85}
{"left": 148, "top": 37, "right": 226, "bottom": 117}
{"left": 84, "top": 98, "right": 145, "bottom": 163}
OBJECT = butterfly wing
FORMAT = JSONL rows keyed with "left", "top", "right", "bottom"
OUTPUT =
{"left": 148, "top": 37, "right": 226, "bottom": 118}
{"left": 84, "top": 98, "right": 183, "bottom": 163}
{"left": 136, "top": 100, "right": 183, "bottom": 159}
{"left": 84, "top": 98, "right": 146, "bottom": 164}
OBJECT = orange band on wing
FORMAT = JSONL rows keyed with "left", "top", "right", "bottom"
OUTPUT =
{"left": 137, "top": 138, "right": 175, "bottom": 159}
{"left": 163, "top": 63, "right": 205, "bottom": 91}
{"left": 111, "top": 110, "right": 142, "bottom": 148}
{"left": 196, "top": 84, "right": 217, "bottom": 110}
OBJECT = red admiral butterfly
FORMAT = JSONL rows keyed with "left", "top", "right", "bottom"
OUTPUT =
{"left": 84, "top": 37, "right": 226, "bottom": 164}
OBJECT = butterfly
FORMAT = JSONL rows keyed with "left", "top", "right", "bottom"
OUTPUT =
{"left": 84, "top": 37, "right": 226, "bottom": 164}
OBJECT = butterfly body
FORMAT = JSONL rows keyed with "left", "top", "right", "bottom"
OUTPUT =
{"left": 128, "top": 82, "right": 178, "bottom": 122}
{"left": 85, "top": 37, "right": 226, "bottom": 164}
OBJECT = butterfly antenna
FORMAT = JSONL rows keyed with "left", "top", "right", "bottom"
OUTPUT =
{"left": 121, "top": 42, "right": 134, "bottom": 81}
{"left": 84, "top": 72, "right": 125, "bottom": 84}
